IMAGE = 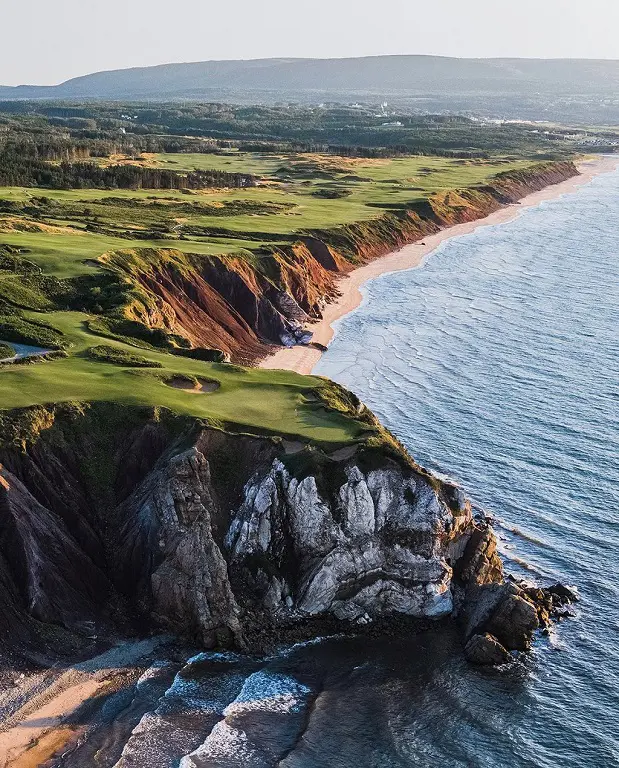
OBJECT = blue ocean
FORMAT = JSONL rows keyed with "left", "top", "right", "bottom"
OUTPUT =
{"left": 312, "top": 166, "right": 619, "bottom": 766}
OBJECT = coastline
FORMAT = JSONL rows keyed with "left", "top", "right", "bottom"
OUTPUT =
{"left": 259, "top": 155, "right": 619, "bottom": 376}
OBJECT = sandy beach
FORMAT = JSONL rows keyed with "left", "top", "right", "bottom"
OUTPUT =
{"left": 0, "top": 637, "right": 169, "bottom": 768}
{"left": 260, "top": 155, "right": 619, "bottom": 375}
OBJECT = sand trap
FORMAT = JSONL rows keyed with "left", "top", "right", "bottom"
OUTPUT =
{"left": 0, "top": 341, "right": 52, "bottom": 365}
{"left": 0, "top": 217, "right": 80, "bottom": 235}
{"left": 166, "top": 376, "right": 220, "bottom": 393}
{"left": 329, "top": 445, "right": 359, "bottom": 461}
{"left": 282, "top": 439, "right": 305, "bottom": 455}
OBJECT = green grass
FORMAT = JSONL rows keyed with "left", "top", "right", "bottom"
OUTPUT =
{"left": 0, "top": 149, "right": 538, "bottom": 445}
{"left": 0, "top": 310, "right": 368, "bottom": 445}
{"left": 149, "top": 150, "right": 286, "bottom": 176}
{"left": 0, "top": 153, "right": 533, "bottom": 280}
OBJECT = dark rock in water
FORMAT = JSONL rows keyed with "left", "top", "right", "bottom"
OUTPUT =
{"left": 546, "top": 583, "right": 579, "bottom": 604}
{"left": 458, "top": 572, "right": 579, "bottom": 664}
{"left": 460, "top": 583, "right": 513, "bottom": 641}
{"left": 460, "top": 581, "right": 539, "bottom": 655}
{"left": 456, "top": 527, "right": 504, "bottom": 587}
{"left": 486, "top": 594, "right": 539, "bottom": 652}
{"left": 311, "top": 341, "right": 329, "bottom": 352}
{"left": 464, "top": 633, "right": 511, "bottom": 665}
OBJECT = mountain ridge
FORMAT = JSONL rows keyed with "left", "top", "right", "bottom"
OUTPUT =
{"left": 3, "top": 54, "right": 619, "bottom": 101}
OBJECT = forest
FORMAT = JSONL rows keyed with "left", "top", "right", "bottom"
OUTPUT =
{"left": 0, "top": 140, "right": 256, "bottom": 189}
{"left": 1, "top": 101, "right": 617, "bottom": 170}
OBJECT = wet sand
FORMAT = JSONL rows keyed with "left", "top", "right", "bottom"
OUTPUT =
{"left": 0, "top": 637, "right": 168, "bottom": 767}
{"left": 259, "top": 156, "right": 619, "bottom": 375}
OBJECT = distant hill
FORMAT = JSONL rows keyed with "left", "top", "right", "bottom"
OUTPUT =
{"left": 2, "top": 56, "right": 619, "bottom": 123}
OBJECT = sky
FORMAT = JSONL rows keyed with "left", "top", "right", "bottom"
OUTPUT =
{"left": 3, "top": 0, "right": 619, "bottom": 85}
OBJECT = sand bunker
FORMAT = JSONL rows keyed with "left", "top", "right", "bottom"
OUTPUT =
{"left": 0, "top": 217, "right": 80, "bottom": 235}
{"left": 166, "top": 376, "right": 220, "bottom": 394}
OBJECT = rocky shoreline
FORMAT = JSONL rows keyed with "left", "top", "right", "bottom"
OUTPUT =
{"left": 0, "top": 403, "right": 576, "bottom": 670}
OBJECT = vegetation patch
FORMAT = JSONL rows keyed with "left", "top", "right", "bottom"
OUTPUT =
{"left": 86, "top": 345, "right": 163, "bottom": 368}
{"left": 0, "top": 313, "right": 66, "bottom": 349}
{"left": 172, "top": 347, "right": 229, "bottom": 363}
{"left": 311, "top": 189, "right": 352, "bottom": 199}
{"left": 86, "top": 316, "right": 189, "bottom": 351}
{"left": 0, "top": 342, "right": 15, "bottom": 359}
{"left": 312, "top": 379, "right": 376, "bottom": 428}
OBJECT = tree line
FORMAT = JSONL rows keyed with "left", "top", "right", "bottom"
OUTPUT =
{"left": 0, "top": 146, "right": 256, "bottom": 189}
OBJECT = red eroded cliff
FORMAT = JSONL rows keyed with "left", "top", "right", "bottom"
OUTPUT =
{"left": 104, "top": 161, "right": 578, "bottom": 363}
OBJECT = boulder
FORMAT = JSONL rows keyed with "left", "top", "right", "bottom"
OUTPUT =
{"left": 464, "top": 633, "right": 511, "bottom": 665}
{"left": 546, "top": 583, "right": 579, "bottom": 605}
{"left": 486, "top": 594, "right": 539, "bottom": 652}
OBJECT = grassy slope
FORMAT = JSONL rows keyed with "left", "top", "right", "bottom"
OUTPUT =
{"left": 0, "top": 150, "right": 536, "bottom": 444}
{"left": 0, "top": 310, "right": 366, "bottom": 444}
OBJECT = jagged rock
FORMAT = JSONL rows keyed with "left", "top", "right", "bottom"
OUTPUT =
{"left": 116, "top": 448, "right": 243, "bottom": 648}
{"left": 0, "top": 405, "right": 576, "bottom": 659}
{"left": 460, "top": 583, "right": 514, "bottom": 641}
{"left": 464, "top": 633, "right": 511, "bottom": 665}
{"left": 459, "top": 579, "right": 541, "bottom": 657}
{"left": 225, "top": 456, "right": 467, "bottom": 627}
{"left": 546, "top": 583, "right": 579, "bottom": 604}
{"left": 456, "top": 527, "right": 504, "bottom": 586}
{"left": 280, "top": 332, "right": 296, "bottom": 347}
{"left": 0, "top": 466, "right": 114, "bottom": 636}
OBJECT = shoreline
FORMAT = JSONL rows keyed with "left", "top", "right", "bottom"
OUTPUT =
{"left": 259, "top": 155, "right": 619, "bottom": 376}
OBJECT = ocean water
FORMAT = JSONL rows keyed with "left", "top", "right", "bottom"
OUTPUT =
{"left": 59, "top": 169, "right": 619, "bottom": 767}
{"left": 312, "top": 166, "right": 619, "bottom": 766}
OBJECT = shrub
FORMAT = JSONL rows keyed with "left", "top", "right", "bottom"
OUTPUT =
{"left": 86, "top": 345, "right": 163, "bottom": 368}
{"left": 0, "top": 342, "right": 15, "bottom": 359}
{"left": 0, "top": 314, "right": 66, "bottom": 349}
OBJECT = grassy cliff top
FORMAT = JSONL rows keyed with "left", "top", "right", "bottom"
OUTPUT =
{"left": 0, "top": 152, "right": 531, "bottom": 278}
{"left": 0, "top": 149, "right": 552, "bottom": 445}
{"left": 0, "top": 309, "right": 372, "bottom": 446}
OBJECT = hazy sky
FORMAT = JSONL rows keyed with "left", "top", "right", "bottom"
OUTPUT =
{"left": 3, "top": 0, "right": 619, "bottom": 85}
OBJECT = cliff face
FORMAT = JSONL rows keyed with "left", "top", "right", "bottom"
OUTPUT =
{"left": 101, "top": 162, "right": 578, "bottom": 363}
{"left": 0, "top": 404, "right": 560, "bottom": 663}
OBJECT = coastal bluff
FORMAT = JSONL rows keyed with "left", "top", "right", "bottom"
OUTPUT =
{"left": 0, "top": 403, "right": 573, "bottom": 666}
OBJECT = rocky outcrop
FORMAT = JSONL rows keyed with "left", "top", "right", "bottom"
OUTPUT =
{"left": 224, "top": 459, "right": 471, "bottom": 623}
{"left": 111, "top": 444, "right": 473, "bottom": 647}
{"left": 0, "top": 404, "right": 576, "bottom": 663}
{"left": 464, "top": 633, "right": 511, "bottom": 665}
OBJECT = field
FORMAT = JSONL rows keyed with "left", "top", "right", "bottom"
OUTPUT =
{"left": 0, "top": 148, "right": 536, "bottom": 443}
{"left": 0, "top": 309, "right": 367, "bottom": 444}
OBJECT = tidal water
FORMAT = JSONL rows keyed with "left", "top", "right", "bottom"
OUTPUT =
{"left": 62, "top": 169, "right": 619, "bottom": 767}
